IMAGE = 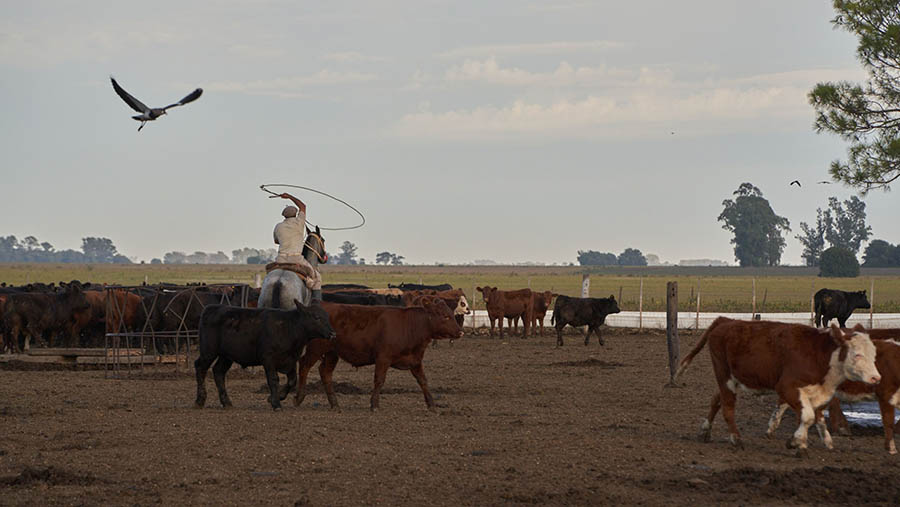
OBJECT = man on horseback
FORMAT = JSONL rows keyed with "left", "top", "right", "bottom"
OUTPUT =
{"left": 272, "top": 192, "right": 323, "bottom": 302}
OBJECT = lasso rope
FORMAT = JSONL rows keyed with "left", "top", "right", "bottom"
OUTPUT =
{"left": 260, "top": 184, "right": 366, "bottom": 231}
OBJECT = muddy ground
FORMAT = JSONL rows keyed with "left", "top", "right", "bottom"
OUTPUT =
{"left": 1, "top": 328, "right": 899, "bottom": 506}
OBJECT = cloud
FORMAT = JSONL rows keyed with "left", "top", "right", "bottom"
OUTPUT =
{"left": 438, "top": 40, "right": 624, "bottom": 59}
{"left": 206, "top": 70, "right": 378, "bottom": 97}
{"left": 391, "top": 60, "right": 870, "bottom": 140}
{"left": 391, "top": 84, "right": 817, "bottom": 140}
{"left": 321, "top": 51, "right": 385, "bottom": 63}
{"left": 444, "top": 58, "right": 632, "bottom": 86}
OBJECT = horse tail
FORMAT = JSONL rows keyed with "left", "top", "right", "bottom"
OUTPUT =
{"left": 271, "top": 281, "right": 282, "bottom": 309}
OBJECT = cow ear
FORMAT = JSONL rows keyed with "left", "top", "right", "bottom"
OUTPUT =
{"left": 609, "top": 294, "right": 615, "bottom": 300}
{"left": 316, "top": 225, "right": 321, "bottom": 234}
{"left": 829, "top": 322, "right": 848, "bottom": 343}
{"left": 852, "top": 323, "right": 866, "bottom": 332}
{"left": 476, "top": 286, "right": 482, "bottom": 292}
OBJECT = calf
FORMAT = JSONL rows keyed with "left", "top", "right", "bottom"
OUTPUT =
{"left": 295, "top": 298, "right": 462, "bottom": 411}
{"left": 194, "top": 301, "right": 335, "bottom": 411}
{"left": 476, "top": 286, "right": 534, "bottom": 339}
{"left": 551, "top": 294, "right": 620, "bottom": 346}
{"left": 675, "top": 318, "right": 881, "bottom": 455}
{"left": 814, "top": 288, "right": 871, "bottom": 328}
{"left": 525, "top": 291, "right": 556, "bottom": 337}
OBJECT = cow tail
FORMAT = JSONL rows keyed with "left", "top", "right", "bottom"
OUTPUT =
{"left": 271, "top": 281, "right": 282, "bottom": 309}
{"left": 674, "top": 317, "right": 722, "bottom": 381}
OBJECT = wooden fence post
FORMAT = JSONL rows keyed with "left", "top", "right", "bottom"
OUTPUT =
{"left": 618, "top": 286, "right": 623, "bottom": 306}
{"left": 638, "top": 277, "right": 644, "bottom": 331}
{"left": 752, "top": 278, "right": 757, "bottom": 318}
{"left": 810, "top": 280, "right": 816, "bottom": 325}
{"left": 695, "top": 279, "right": 701, "bottom": 332}
{"left": 666, "top": 281, "right": 679, "bottom": 387}
{"left": 472, "top": 286, "right": 478, "bottom": 332}
{"left": 870, "top": 278, "right": 875, "bottom": 328}
{"left": 581, "top": 274, "right": 590, "bottom": 298}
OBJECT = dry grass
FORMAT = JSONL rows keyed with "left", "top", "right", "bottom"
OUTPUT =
{"left": 2, "top": 263, "right": 899, "bottom": 313}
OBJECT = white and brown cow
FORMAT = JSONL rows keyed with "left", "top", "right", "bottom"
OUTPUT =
{"left": 768, "top": 330, "right": 900, "bottom": 454}
{"left": 675, "top": 318, "right": 881, "bottom": 455}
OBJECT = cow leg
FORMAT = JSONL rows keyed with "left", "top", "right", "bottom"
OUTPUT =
{"left": 279, "top": 361, "right": 297, "bottom": 401}
{"left": 827, "top": 398, "right": 851, "bottom": 436}
{"left": 718, "top": 388, "right": 743, "bottom": 449}
{"left": 766, "top": 402, "right": 790, "bottom": 438}
{"left": 699, "top": 391, "right": 720, "bottom": 443}
{"left": 370, "top": 357, "right": 391, "bottom": 412}
{"left": 782, "top": 389, "right": 814, "bottom": 455}
{"left": 838, "top": 315, "right": 848, "bottom": 328}
{"left": 556, "top": 322, "right": 565, "bottom": 347}
{"left": 497, "top": 317, "right": 504, "bottom": 340}
{"left": 410, "top": 363, "right": 435, "bottom": 411}
{"left": 193, "top": 355, "right": 216, "bottom": 408}
{"left": 584, "top": 326, "right": 593, "bottom": 346}
{"left": 319, "top": 351, "right": 341, "bottom": 410}
{"left": 814, "top": 407, "right": 834, "bottom": 450}
{"left": 879, "top": 399, "right": 897, "bottom": 455}
{"left": 263, "top": 361, "right": 283, "bottom": 411}
{"left": 295, "top": 340, "right": 329, "bottom": 407}
{"left": 488, "top": 317, "right": 495, "bottom": 338}
{"left": 212, "top": 357, "right": 234, "bottom": 409}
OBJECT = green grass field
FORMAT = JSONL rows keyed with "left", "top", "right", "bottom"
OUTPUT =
{"left": 2, "top": 263, "right": 899, "bottom": 313}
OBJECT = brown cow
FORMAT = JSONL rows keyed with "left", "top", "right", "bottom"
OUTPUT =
{"left": 476, "top": 286, "right": 533, "bottom": 339}
{"left": 509, "top": 291, "right": 556, "bottom": 337}
{"left": 295, "top": 298, "right": 462, "bottom": 411}
{"left": 768, "top": 329, "right": 900, "bottom": 454}
{"left": 675, "top": 318, "right": 881, "bottom": 455}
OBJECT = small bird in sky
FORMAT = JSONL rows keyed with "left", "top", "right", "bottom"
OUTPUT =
{"left": 790, "top": 180, "right": 801, "bottom": 187}
{"left": 818, "top": 180, "right": 832, "bottom": 184}
{"left": 110, "top": 77, "right": 203, "bottom": 131}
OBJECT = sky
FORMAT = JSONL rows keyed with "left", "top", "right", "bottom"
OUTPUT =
{"left": 1, "top": 0, "right": 898, "bottom": 265}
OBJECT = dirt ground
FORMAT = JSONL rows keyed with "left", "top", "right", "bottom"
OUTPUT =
{"left": 1, "top": 328, "right": 899, "bottom": 506}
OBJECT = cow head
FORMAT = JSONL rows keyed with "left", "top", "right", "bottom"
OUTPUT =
{"left": 831, "top": 323, "right": 880, "bottom": 385}
{"left": 476, "top": 286, "right": 497, "bottom": 304}
{"left": 848, "top": 290, "right": 871, "bottom": 310}
{"left": 538, "top": 291, "right": 555, "bottom": 309}
{"left": 294, "top": 300, "right": 337, "bottom": 341}
{"left": 454, "top": 295, "right": 471, "bottom": 315}
{"left": 598, "top": 295, "right": 621, "bottom": 315}
{"left": 420, "top": 297, "right": 463, "bottom": 339}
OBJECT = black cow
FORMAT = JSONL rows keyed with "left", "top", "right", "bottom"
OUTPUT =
{"left": 814, "top": 288, "right": 871, "bottom": 328}
{"left": 388, "top": 283, "right": 453, "bottom": 292}
{"left": 322, "top": 292, "right": 404, "bottom": 306}
{"left": 551, "top": 295, "right": 621, "bottom": 346}
{"left": 194, "top": 301, "right": 336, "bottom": 411}
{"left": 1, "top": 283, "right": 91, "bottom": 351}
{"left": 322, "top": 283, "right": 371, "bottom": 290}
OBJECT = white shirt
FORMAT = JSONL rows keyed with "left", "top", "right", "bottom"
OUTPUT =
{"left": 273, "top": 212, "right": 306, "bottom": 258}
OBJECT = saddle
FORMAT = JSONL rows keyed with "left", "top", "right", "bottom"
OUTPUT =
{"left": 265, "top": 262, "right": 312, "bottom": 283}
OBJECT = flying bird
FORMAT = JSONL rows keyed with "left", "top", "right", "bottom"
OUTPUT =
{"left": 817, "top": 180, "right": 832, "bottom": 184}
{"left": 790, "top": 180, "right": 801, "bottom": 187}
{"left": 110, "top": 77, "right": 203, "bottom": 131}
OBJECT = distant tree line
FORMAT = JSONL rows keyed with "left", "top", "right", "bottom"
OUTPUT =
{"left": 862, "top": 240, "right": 900, "bottom": 267}
{"left": 796, "top": 196, "right": 871, "bottom": 267}
{"left": 0, "top": 235, "right": 130, "bottom": 263}
{"left": 577, "top": 248, "right": 647, "bottom": 266}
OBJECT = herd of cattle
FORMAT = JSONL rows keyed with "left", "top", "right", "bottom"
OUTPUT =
{"left": 1, "top": 280, "right": 897, "bottom": 455}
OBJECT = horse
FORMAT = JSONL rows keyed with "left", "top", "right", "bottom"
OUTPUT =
{"left": 258, "top": 226, "right": 326, "bottom": 309}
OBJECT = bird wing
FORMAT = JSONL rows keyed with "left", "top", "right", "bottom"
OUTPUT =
{"left": 790, "top": 180, "right": 801, "bottom": 187}
{"left": 110, "top": 77, "right": 150, "bottom": 114}
{"left": 163, "top": 88, "right": 203, "bottom": 110}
